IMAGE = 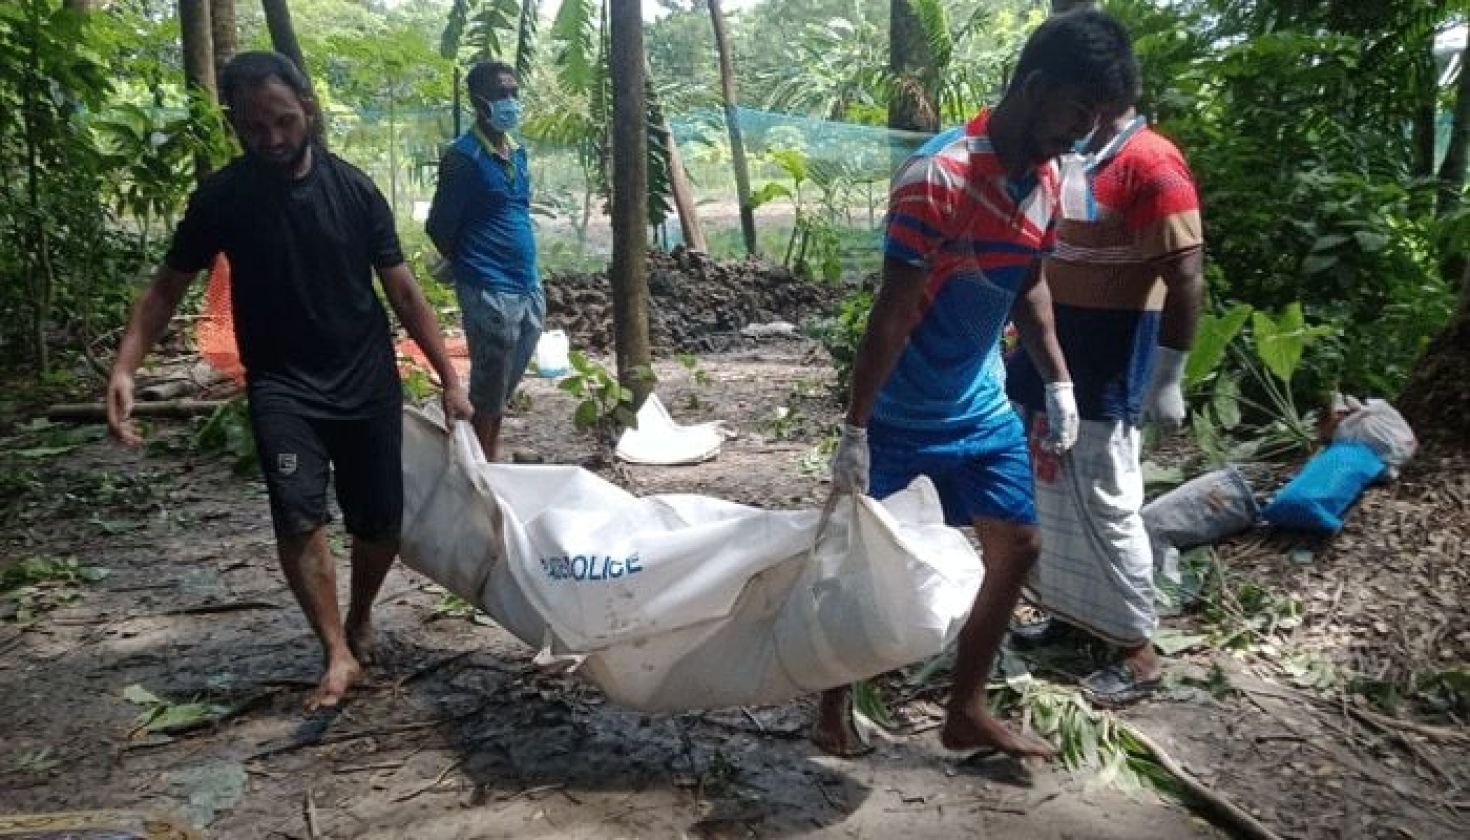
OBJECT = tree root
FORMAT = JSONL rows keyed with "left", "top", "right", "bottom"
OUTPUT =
{"left": 1121, "top": 721, "right": 1284, "bottom": 840}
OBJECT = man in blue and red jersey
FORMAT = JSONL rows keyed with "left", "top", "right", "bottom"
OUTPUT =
{"left": 1006, "top": 100, "right": 1204, "bottom": 707}
{"left": 815, "top": 9, "right": 1141, "bottom": 758}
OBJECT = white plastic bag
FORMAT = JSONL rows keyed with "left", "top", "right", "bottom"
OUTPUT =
{"left": 614, "top": 393, "right": 722, "bottom": 465}
{"left": 1332, "top": 397, "right": 1416, "bottom": 479}
{"left": 533, "top": 329, "right": 570, "bottom": 378}
{"left": 397, "top": 407, "right": 983, "bottom": 712}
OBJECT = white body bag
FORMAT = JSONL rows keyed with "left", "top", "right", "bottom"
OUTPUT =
{"left": 399, "top": 407, "right": 983, "bottom": 712}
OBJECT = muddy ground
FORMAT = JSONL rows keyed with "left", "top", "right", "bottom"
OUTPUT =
{"left": 1, "top": 260, "right": 1467, "bottom": 839}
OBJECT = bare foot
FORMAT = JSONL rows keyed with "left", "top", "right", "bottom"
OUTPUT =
{"left": 345, "top": 617, "right": 377, "bottom": 667}
{"left": 305, "top": 655, "right": 363, "bottom": 712}
{"left": 940, "top": 701, "right": 1056, "bottom": 759}
{"left": 809, "top": 691, "right": 873, "bottom": 758}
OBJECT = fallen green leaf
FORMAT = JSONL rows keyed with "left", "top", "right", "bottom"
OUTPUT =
{"left": 123, "top": 684, "right": 164, "bottom": 705}
{"left": 13, "top": 445, "right": 78, "bottom": 459}
{"left": 145, "top": 701, "right": 233, "bottom": 734}
{"left": 1152, "top": 630, "right": 1209, "bottom": 656}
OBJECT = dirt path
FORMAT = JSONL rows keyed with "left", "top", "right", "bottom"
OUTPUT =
{"left": 1, "top": 342, "right": 1465, "bottom": 839}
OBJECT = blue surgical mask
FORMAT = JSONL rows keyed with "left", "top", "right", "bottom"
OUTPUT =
{"left": 484, "top": 97, "right": 522, "bottom": 133}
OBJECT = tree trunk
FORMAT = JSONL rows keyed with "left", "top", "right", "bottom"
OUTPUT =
{"left": 646, "top": 59, "right": 705, "bottom": 252}
{"left": 261, "top": 0, "right": 325, "bottom": 141}
{"left": 609, "top": 0, "right": 653, "bottom": 406}
{"left": 21, "top": 0, "right": 51, "bottom": 372}
{"left": 1411, "top": 44, "right": 1436, "bottom": 180}
{"left": 1436, "top": 42, "right": 1470, "bottom": 219}
{"left": 62, "top": 0, "right": 94, "bottom": 10}
{"left": 178, "top": 0, "right": 216, "bottom": 182}
{"left": 211, "top": 0, "right": 237, "bottom": 82}
{"left": 664, "top": 121, "right": 706, "bottom": 252}
{"left": 708, "top": 0, "right": 757, "bottom": 256}
{"left": 888, "top": 0, "right": 937, "bottom": 148}
{"left": 1398, "top": 261, "right": 1470, "bottom": 448}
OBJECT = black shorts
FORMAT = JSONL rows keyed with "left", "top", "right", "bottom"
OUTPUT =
{"left": 250, "top": 409, "right": 403, "bottom": 542}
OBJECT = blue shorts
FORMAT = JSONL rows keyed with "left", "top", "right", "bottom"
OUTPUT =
{"left": 456, "top": 284, "right": 544, "bottom": 417}
{"left": 868, "top": 411, "right": 1037, "bottom": 527}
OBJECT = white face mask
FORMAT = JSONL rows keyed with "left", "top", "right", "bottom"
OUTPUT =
{"left": 1058, "top": 115, "right": 1147, "bottom": 222}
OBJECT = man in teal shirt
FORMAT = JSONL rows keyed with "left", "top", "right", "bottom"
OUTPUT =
{"left": 427, "top": 60, "right": 540, "bottom": 460}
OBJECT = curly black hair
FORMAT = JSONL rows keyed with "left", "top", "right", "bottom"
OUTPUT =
{"left": 1011, "top": 8, "right": 1140, "bottom": 110}
{"left": 219, "top": 51, "right": 312, "bottom": 110}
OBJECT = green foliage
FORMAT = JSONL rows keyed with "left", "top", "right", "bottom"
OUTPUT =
{"left": 122, "top": 683, "right": 235, "bottom": 736}
{"left": 1, "top": 555, "right": 108, "bottom": 626}
{"left": 1, "top": 556, "right": 108, "bottom": 592}
{"left": 753, "top": 146, "right": 849, "bottom": 281}
{"left": 1196, "top": 557, "right": 1303, "bottom": 653}
{"left": 194, "top": 397, "right": 258, "bottom": 476}
{"left": 750, "top": 0, "right": 1042, "bottom": 127}
{"left": 442, "top": 0, "right": 538, "bottom": 75}
{"left": 851, "top": 678, "right": 896, "bottom": 729}
{"left": 1415, "top": 669, "right": 1470, "bottom": 717}
{"left": 1250, "top": 303, "right": 1335, "bottom": 387}
{"left": 4, "top": 747, "right": 60, "bottom": 776}
{"left": 996, "top": 678, "right": 1171, "bottom": 795}
{"left": 812, "top": 287, "right": 873, "bottom": 399}
{"left": 1184, "top": 303, "right": 1253, "bottom": 390}
{"left": 763, "top": 406, "right": 808, "bottom": 441}
{"left": 549, "top": 0, "right": 598, "bottom": 94}
{"left": 0, "top": 1, "right": 116, "bottom": 371}
{"left": 1186, "top": 302, "right": 1340, "bottom": 464}
{"left": 675, "top": 352, "right": 710, "bottom": 386}
{"left": 757, "top": 3, "right": 887, "bottom": 123}
{"left": 557, "top": 351, "right": 654, "bottom": 441}
{"left": 428, "top": 591, "right": 494, "bottom": 625}
{"left": 401, "top": 366, "right": 439, "bottom": 404}
{"left": 1120, "top": 0, "right": 1463, "bottom": 398}
{"left": 798, "top": 430, "right": 838, "bottom": 477}
{"left": 0, "top": 0, "right": 235, "bottom": 375}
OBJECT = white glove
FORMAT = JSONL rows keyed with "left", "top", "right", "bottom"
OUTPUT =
{"left": 1143, "top": 347, "right": 1188, "bottom": 431}
{"left": 1042, "top": 382, "right": 1079, "bottom": 454}
{"left": 830, "top": 423, "right": 870, "bottom": 494}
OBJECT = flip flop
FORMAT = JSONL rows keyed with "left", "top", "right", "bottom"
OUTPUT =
{"left": 1080, "top": 663, "right": 1161, "bottom": 709}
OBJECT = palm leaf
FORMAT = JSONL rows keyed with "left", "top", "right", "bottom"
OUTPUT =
{"left": 514, "top": 0, "right": 538, "bottom": 79}
{"left": 906, "top": 0, "right": 954, "bottom": 78}
{"left": 551, "top": 0, "right": 598, "bottom": 93}
{"left": 645, "top": 76, "right": 673, "bottom": 228}
{"left": 466, "top": 0, "right": 516, "bottom": 61}
{"left": 440, "top": 0, "right": 472, "bottom": 58}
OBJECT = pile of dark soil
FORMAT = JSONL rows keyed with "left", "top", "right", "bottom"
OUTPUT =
{"left": 542, "top": 248, "right": 849, "bottom": 355}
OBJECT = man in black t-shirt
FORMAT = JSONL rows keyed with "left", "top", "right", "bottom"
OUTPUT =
{"left": 106, "top": 52, "right": 473, "bottom": 712}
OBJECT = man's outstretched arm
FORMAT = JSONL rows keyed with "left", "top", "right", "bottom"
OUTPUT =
{"left": 378, "top": 262, "right": 473, "bottom": 422}
{"left": 108, "top": 265, "right": 199, "bottom": 445}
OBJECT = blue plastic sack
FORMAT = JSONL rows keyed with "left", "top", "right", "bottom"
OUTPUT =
{"left": 1261, "top": 442, "right": 1386, "bottom": 533}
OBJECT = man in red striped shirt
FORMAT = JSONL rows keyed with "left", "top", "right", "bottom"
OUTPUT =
{"left": 1007, "top": 103, "right": 1204, "bottom": 707}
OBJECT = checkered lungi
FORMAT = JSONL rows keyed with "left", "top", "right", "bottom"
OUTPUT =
{"left": 1024, "top": 415, "right": 1156, "bottom": 646}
